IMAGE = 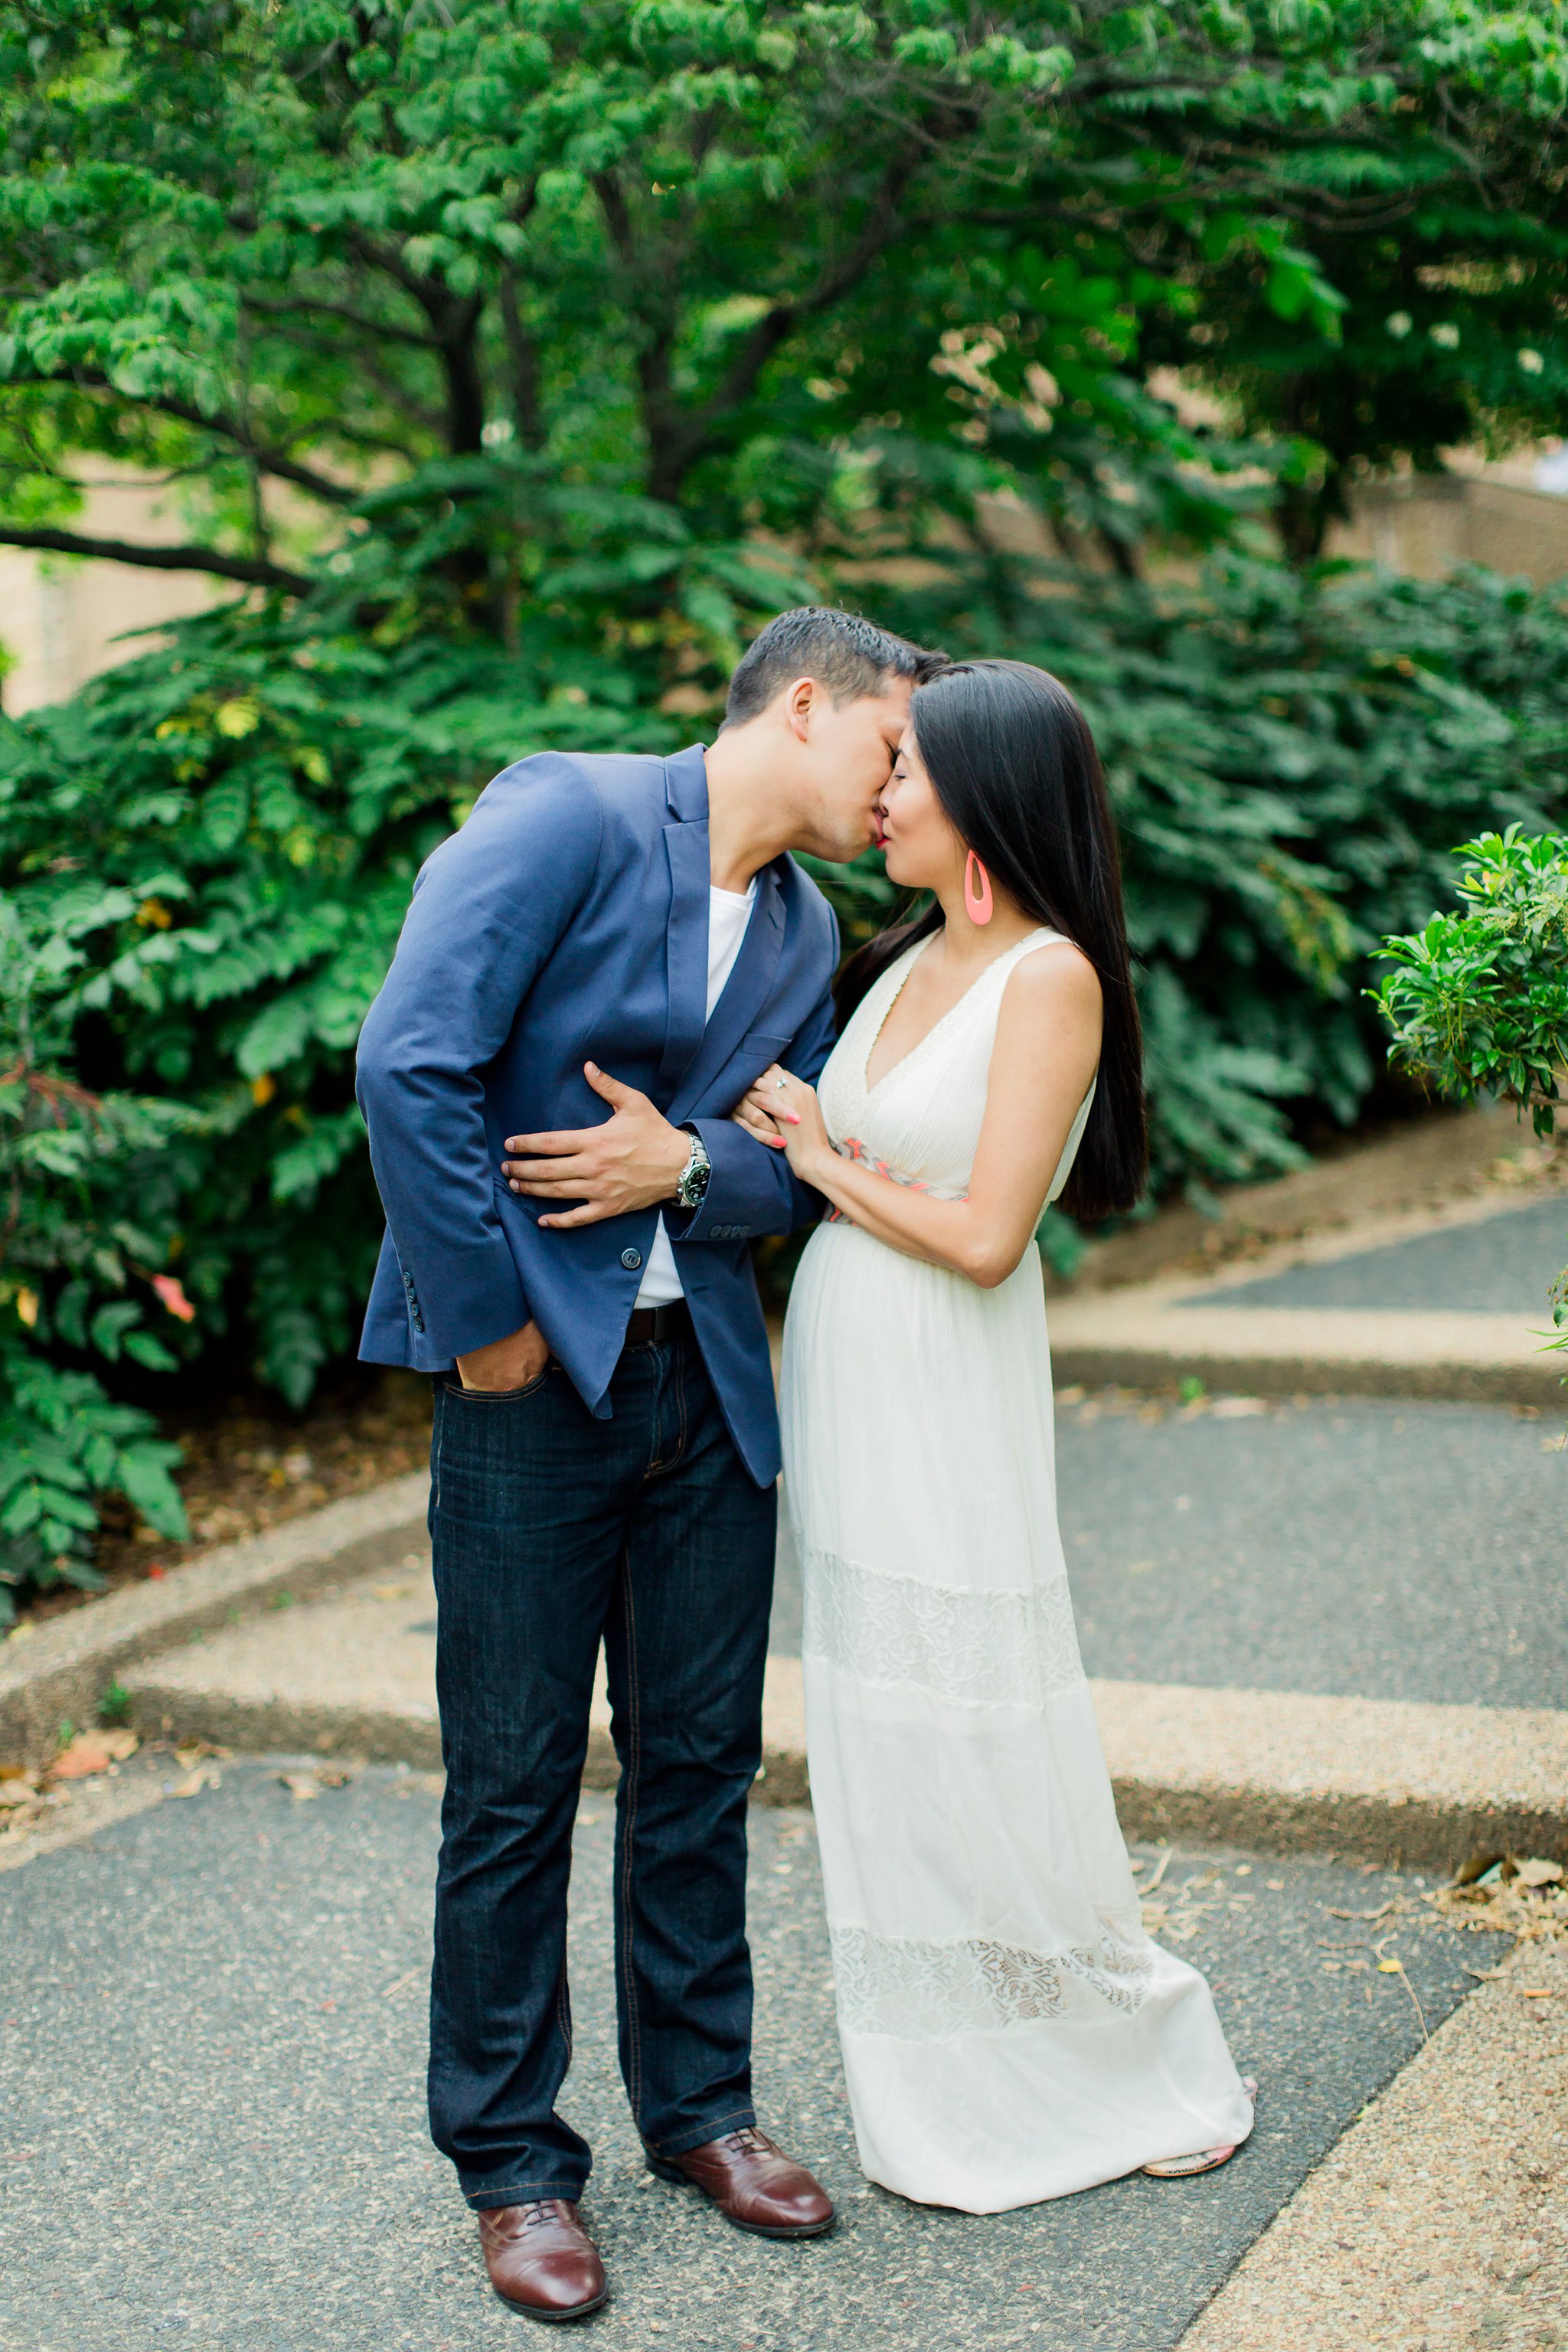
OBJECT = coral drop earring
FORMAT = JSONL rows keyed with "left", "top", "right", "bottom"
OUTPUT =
{"left": 964, "top": 849, "right": 995, "bottom": 926}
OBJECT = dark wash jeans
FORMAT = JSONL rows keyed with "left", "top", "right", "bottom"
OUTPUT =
{"left": 426, "top": 1326, "right": 776, "bottom": 2210}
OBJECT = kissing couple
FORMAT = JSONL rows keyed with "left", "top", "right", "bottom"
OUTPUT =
{"left": 355, "top": 607, "right": 1255, "bottom": 2323}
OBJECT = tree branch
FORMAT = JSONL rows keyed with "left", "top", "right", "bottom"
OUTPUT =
{"left": 435, "top": 291, "right": 486, "bottom": 456}
{"left": 338, "top": 231, "right": 486, "bottom": 452}
{"left": 240, "top": 292, "right": 443, "bottom": 351}
{"left": 498, "top": 276, "right": 545, "bottom": 452}
{"left": 639, "top": 161, "right": 917, "bottom": 499}
{"left": 11, "top": 367, "right": 358, "bottom": 506}
{"left": 0, "top": 521, "right": 312, "bottom": 596}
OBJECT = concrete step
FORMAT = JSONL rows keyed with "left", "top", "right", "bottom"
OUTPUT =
{"left": 1049, "top": 1297, "right": 1563, "bottom": 1406}
{"left": 121, "top": 1554, "right": 809, "bottom": 1805}
{"left": 121, "top": 1553, "right": 1568, "bottom": 1873}
{"left": 1179, "top": 1936, "right": 1568, "bottom": 2352}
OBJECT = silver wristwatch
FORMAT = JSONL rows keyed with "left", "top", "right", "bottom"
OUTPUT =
{"left": 674, "top": 1126, "right": 712, "bottom": 1210}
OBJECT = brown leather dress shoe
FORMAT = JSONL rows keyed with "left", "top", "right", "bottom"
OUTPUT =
{"left": 477, "top": 2200, "right": 607, "bottom": 2323}
{"left": 646, "top": 2125, "right": 835, "bottom": 2239}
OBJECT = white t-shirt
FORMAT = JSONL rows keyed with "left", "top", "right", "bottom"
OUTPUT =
{"left": 634, "top": 880, "right": 757, "bottom": 1308}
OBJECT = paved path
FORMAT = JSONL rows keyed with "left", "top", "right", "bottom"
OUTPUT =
{"left": 1203, "top": 1194, "right": 1566, "bottom": 1315}
{"left": 0, "top": 1761, "right": 1504, "bottom": 2352}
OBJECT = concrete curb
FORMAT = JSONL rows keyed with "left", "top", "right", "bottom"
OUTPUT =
{"left": 20, "top": 1475, "right": 1563, "bottom": 1868}
{"left": 122, "top": 1646, "right": 813, "bottom": 1808}
{"left": 0, "top": 1474, "right": 430, "bottom": 1768}
{"left": 1095, "top": 1679, "right": 1568, "bottom": 1873}
{"left": 1048, "top": 1298, "right": 1566, "bottom": 1406}
{"left": 119, "top": 1553, "right": 1567, "bottom": 1867}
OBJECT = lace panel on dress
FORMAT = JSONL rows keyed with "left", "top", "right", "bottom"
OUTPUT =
{"left": 831, "top": 1922, "right": 1153, "bottom": 2039}
{"left": 802, "top": 1547, "right": 1086, "bottom": 1705}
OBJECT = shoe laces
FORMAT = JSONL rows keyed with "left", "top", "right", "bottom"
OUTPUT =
{"left": 724, "top": 2127, "right": 772, "bottom": 2158}
{"left": 492, "top": 2198, "right": 561, "bottom": 2233}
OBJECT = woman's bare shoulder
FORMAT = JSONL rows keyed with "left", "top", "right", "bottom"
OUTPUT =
{"left": 1001, "top": 934, "right": 1102, "bottom": 1018}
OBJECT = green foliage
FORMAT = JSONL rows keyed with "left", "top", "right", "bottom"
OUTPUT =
{"left": 1373, "top": 826, "right": 1568, "bottom": 1130}
{"left": 0, "top": 899, "right": 190, "bottom": 1626}
{"left": 1373, "top": 824, "right": 1568, "bottom": 1351}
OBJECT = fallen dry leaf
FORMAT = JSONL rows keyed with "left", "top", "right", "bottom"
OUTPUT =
{"left": 1514, "top": 1858, "right": 1565, "bottom": 1889}
{"left": 280, "top": 1773, "right": 322, "bottom": 1801}
{"left": 172, "top": 1766, "right": 219, "bottom": 1798}
{"left": 0, "top": 1781, "right": 37, "bottom": 1809}
{"left": 51, "top": 1734, "right": 119, "bottom": 1779}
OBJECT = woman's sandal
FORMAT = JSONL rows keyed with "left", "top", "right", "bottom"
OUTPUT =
{"left": 1142, "top": 2078, "right": 1258, "bottom": 2177}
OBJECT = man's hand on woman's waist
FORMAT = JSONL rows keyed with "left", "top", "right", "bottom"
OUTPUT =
{"left": 500, "top": 1062, "right": 689, "bottom": 1230}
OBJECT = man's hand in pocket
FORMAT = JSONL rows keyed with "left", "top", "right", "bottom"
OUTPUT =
{"left": 456, "top": 1321, "right": 550, "bottom": 1393}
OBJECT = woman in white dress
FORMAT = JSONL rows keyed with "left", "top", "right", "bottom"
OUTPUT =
{"left": 734, "top": 658, "right": 1254, "bottom": 2213}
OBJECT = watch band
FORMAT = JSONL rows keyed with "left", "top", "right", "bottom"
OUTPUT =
{"left": 675, "top": 1127, "right": 712, "bottom": 1210}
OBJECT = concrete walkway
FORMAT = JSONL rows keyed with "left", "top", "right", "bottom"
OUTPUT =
{"left": 0, "top": 1759, "right": 1510, "bottom": 2352}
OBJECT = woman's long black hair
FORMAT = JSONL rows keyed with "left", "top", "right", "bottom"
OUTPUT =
{"left": 835, "top": 658, "right": 1148, "bottom": 1222}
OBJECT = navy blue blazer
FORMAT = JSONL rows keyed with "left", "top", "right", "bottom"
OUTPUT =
{"left": 354, "top": 742, "right": 838, "bottom": 1486}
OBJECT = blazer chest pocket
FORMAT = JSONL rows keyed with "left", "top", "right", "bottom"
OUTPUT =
{"left": 739, "top": 1029, "right": 793, "bottom": 1068}
{"left": 730, "top": 1031, "right": 795, "bottom": 1099}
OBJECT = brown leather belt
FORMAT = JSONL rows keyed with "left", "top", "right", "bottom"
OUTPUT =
{"left": 622, "top": 1299, "right": 692, "bottom": 1349}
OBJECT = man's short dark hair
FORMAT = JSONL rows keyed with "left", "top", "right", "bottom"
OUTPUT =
{"left": 723, "top": 606, "right": 946, "bottom": 727}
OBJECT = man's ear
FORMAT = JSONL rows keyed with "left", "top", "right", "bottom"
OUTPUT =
{"left": 782, "top": 675, "right": 816, "bottom": 743}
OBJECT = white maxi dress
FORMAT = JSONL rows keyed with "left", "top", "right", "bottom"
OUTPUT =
{"left": 780, "top": 928, "right": 1253, "bottom": 2212}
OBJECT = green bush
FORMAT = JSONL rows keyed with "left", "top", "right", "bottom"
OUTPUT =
{"left": 1373, "top": 824, "right": 1567, "bottom": 1357}
{"left": 1373, "top": 825, "right": 1568, "bottom": 1130}
{"left": 3, "top": 550, "right": 1568, "bottom": 1616}
{"left": 0, "top": 934, "right": 190, "bottom": 1623}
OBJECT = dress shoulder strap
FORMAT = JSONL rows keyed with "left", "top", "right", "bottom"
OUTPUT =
{"left": 982, "top": 926, "right": 1070, "bottom": 989}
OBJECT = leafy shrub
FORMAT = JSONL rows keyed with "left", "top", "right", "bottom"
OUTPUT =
{"left": 1374, "top": 825, "right": 1567, "bottom": 1357}
{"left": 0, "top": 904, "right": 190, "bottom": 1623}
{"left": 1373, "top": 825, "right": 1568, "bottom": 1130}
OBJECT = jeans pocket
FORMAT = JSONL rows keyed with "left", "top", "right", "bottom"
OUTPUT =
{"left": 443, "top": 1365, "right": 553, "bottom": 1403}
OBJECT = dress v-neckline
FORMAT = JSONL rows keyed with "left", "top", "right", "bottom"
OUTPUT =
{"left": 861, "top": 928, "right": 1054, "bottom": 1102}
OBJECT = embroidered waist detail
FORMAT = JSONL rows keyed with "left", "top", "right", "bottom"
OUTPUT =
{"left": 823, "top": 1135, "right": 968, "bottom": 1223}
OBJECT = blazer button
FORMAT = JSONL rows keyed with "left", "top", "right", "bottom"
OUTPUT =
{"left": 620, "top": 1247, "right": 642, "bottom": 1270}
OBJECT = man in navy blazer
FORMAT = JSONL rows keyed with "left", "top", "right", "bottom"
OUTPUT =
{"left": 356, "top": 609, "right": 942, "bottom": 2321}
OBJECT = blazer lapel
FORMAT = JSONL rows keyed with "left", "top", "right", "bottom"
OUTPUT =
{"left": 669, "top": 862, "right": 786, "bottom": 1122}
{"left": 658, "top": 822, "right": 710, "bottom": 1097}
